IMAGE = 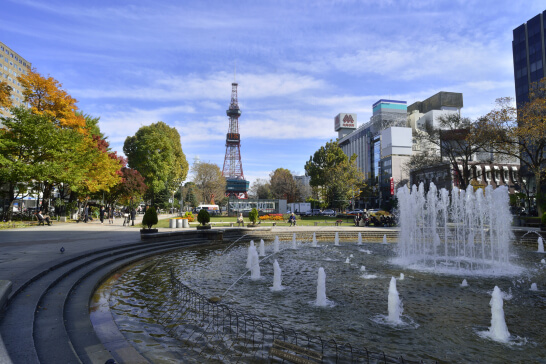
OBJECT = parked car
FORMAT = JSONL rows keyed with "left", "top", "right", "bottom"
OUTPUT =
{"left": 321, "top": 209, "right": 336, "bottom": 216}
{"left": 304, "top": 209, "right": 322, "bottom": 216}
{"left": 347, "top": 209, "right": 364, "bottom": 216}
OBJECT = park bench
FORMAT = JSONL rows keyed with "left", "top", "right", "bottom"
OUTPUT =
{"left": 335, "top": 219, "right": 343, "bottom": 226}
{"left": 269, "top": 339, "right": 323, "bottom": 363}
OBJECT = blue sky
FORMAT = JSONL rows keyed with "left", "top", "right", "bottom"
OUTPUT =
{"left": 2, "top": 0, "right": 545, "bottom": 186}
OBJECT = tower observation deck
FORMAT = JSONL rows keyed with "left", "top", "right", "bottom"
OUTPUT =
{"left": 222, "top": 82, "right": 249, "bottom": 198}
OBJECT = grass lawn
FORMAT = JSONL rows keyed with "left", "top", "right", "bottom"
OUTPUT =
{"left": 152, "top": 215, "right": 356, "bottom": 228}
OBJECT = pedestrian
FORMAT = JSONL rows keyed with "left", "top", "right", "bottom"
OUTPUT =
{"left": 108, "top": 206, "right": 114, "bottom": 224}
{"left": 288, "top": 213, "right": 297, "bottom": 226}
{"left": 237, "top": 213, "right": 244, "bottom": 227}
{"left": 36, "top": 210, "right": 51, "bottom": 226}
{"left": 99, "top": 206, "right": 105, "bottom": 224}
{"left": 131, "top": 207, "right": 136, "bottom": 226}
{"left": 84, "top": 206, "right": 89, "bottom": 223}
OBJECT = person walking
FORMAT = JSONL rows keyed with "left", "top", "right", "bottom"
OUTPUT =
{"left": 130, "top": 207, "right": 136, "bottom": 226}
{"left": 108, "top": 206, "right": 114, "bottom": 224}
{"left": 99, "top": 206, "right": 105, "bottom": 224}
{"left": 84, "top": 206, "right": 89, "bottom": 223}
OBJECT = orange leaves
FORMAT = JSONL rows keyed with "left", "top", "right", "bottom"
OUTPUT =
{"left": 17, "top": 69, "right": 86, "bottom": 131}
{"left": 0, "top": 81, "right": 13, "bottom": 109}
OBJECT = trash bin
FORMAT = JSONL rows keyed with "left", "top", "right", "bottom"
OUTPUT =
{"left": 176, "top": 219, "right": 183, "bottom": 228}
{"left": 182, "top": 218, "right": 189, "bottom": 228}
{"left": 170, "top": 218, "right": 176, "bottom": 228}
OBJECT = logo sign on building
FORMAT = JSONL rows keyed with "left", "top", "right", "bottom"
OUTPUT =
{"left": 335, "top": 113, "right": 357, "bottom": 131}
{"left": 390, "top": 177, "right": 394, "bottom": 196}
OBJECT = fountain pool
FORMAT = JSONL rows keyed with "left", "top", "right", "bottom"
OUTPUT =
{"left": 98, "top": 238, "right": 546, "bottom": 363}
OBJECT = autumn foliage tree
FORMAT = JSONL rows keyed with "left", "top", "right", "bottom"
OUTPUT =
{"left": 485, "top": 79, "right": 546, "bottom": 215}
{"left": 0, "top": 80, "right": 13, "bottom": 109}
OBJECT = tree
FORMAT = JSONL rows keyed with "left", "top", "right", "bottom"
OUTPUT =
{"left": 124, "top": 121, "right": 188, "bottom": 205}
{"left": 0, "top": 107, "right": 88, "bottom": 219}
{"left": 485, "top": 80, "right": 546, "bottom": 215}
{"left": 269, "top": 168, "right": 300, "bottom": 202}
{"left": 105, "top": 167, "right": 147, "bottom": 207}
{"left": 18, "top": 69, "right": 86, "bottom": 131}
{"left": 305, "top": 140, "right": 365, "bottom": 208}
{"left": 191, "top": 162, "right": 226, "bottom": 204}
{"left": 0, "top": 81, "right": 13, "bottom": 109}
{"left": 142, "top": 206, "right": 158, "bottom": 229}
{"left": 414, "top": 113, "right": 494, "bottom": 190}
{"left": 249, "top": 178, "right": 273, "bottom": 199}
{"left": 183, "top": 182, "right": 199, "bottom": 208}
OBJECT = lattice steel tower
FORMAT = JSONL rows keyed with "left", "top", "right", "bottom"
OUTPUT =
{"left": 222, "top": 82, "right": 249, "bottom": 198}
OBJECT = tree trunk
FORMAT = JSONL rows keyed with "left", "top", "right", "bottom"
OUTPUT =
{"left": 536, "top": 171, "right": 545, "bottom": 217}
{"left": 42, "top": 182, "right": 53, "bottom": 214}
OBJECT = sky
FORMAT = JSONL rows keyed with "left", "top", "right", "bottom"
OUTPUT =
{"left": 2, "top": 0, "right": 545, "bottom": 187}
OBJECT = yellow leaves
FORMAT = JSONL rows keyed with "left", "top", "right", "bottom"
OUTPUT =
{"left": 0, "top": 81, "right": 13, "bottom": 109}
{"left": 17, "top": 69, "right": 86, "bottom": 132}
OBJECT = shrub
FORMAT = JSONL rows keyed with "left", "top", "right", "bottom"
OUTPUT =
{"left": 142, "top": 207, "right": 158, "bottom": 229}
{"left": 249, "top": 208, "right": 258, "bottom": 225}
{"left": 542, "top": 212, "right": 546, "bottom": 225}
{"left": 197, "top": 209, "right": 210, "bottom": 225}
{"left": 183, "top": 211, "right": 195, "bottom": 222}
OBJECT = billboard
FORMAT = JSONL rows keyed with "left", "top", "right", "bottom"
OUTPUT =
{"left": 334, "top": 113, "right": 357, "bottom": 131}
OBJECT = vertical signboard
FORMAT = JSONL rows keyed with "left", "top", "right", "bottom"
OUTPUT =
{"left": 390, "top": 177, "right": 394, "bottom": 196}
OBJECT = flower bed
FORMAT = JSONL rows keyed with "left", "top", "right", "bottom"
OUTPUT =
{"left": 259, "top": 214, "right": 284, "bottom": 221}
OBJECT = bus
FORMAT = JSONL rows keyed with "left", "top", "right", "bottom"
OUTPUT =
{"left": 195, "top": 204, "right": 220, "bottom": 216}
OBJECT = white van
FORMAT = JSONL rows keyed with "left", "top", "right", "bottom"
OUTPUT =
{"left": 195, "top": 204, "right": 220, "bottom": 215}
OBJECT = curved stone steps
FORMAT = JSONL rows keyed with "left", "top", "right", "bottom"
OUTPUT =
{"left": 1, "top": 238, "right": 208, "bottom": 364}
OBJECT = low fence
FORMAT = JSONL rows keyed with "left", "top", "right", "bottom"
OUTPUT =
{"left": 146, "top": 268, "right": 428, "bottom": 364}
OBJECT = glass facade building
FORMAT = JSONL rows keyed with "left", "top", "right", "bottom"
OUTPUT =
{"left": 513, "top": 11, "right": 546, "bottom": 106}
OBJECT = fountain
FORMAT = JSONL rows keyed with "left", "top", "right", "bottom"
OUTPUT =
{"left": 271, "top": 260, "right": 284, "bottom": 291}
{"left": 250, "top": 247, "right": 260, "bottom": 280}
{"left": 396, "top": 183, "right": 516, "bottom": 274}
{"left": 273, "top": 236, "right": 280, "bottom": 253}
{"left": 334, "top": 232, "right": 340, "bottom": 246}
{"left": 345, "top": 258, "right": 350, "bottom": 264}
{"left": 315, "top": 267, "right": 329, "bottom": 306}
{"left": 358, "top": 232, "right": 362, "bottom": 245}
{"left": 311, "top": 232, "right": 318, "bottom": 247}
{"left": 530, "top": 283, "right": 538, "bottom": 291}
{"left": 383, "top": 234, "right": 387, "bottom": 244}
{"left": 291, "top": 233, "right": 297, "bottom": 249}
{"left": 538, "top": 237, "right": 544, "bottom": 253}
{"left": 259, "top": 239, "right": 265, "bottom": 257}
{"left": 387, "top": 277, "right": 403, "bottom": 324}
{"left": 542, "top": 259, "right": 546, "bottom": 264}
{"left": 482, "top": 286, "right": 510, "bottom": 342}
{"left": 461, "top": 279, "right": 468, "bottom": 287}
{"left": 360, "top": 266, "right": 366, "bottom": 271}
{"left": 399, "top": 273, "right": 404, "bottom": 280}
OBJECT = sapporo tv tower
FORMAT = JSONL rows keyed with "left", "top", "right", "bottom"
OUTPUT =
{"left": 222, "top": 81, "right": 249, "bottom": 199}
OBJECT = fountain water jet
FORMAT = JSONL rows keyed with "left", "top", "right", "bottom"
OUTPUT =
{"left": 345, "top": 258, "right": 350, "bottom": 264}
{"left": 538, "top": 237, "right": 544, "bottom": 253}
{"left": 259, "top": 239, "right": 265, "bottom": 257}
{"left": 358, "top": 233, "right": 362, "bottom": 245}
{"left": 312, "top": 233, "right": 318, "bottom": 248}
{"left": 246, "top": 241, "right": 255, "bottom": 269}
{"left": 485, "top": 286, "right": 510, "bottom": 342}
{"left": 334, "top": 233, "right": 340, "bottom": 246}
{"left": 461, "top": 279, "right": 468, "bottom": 287}
{"left": 271, "top": 260, "right": 284, "bottom": 291}
{"left": 399, "top": 273, "right": 404, "bottom": 280}
{"left": 273, "top": 236, "right": 280, "bottom": 253}
{"left": 396, "top": 183, "right": 515, "bottom": 274}
{"left": 530, "top": 283, "right": 538, "bottom": 291}
{"left": 387, "top": 277, "right": 403, "bottom": 324}
{"left": 383, "top": 235, "right": 387, "bottom": 244}
{"left": 292, "top": 234, "right": 297, "bottom": 249}
{"left": 315, "top": 267, "right": 329, "bottom": 306}
{"left": 250, "top": 247, "right": 260, "bottom": 280}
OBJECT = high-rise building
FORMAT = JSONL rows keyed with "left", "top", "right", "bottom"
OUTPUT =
{"left": 512, "top": 11, "right": 546, "bottom": 106}
{"left": 0, "top": 41, "right": 31, "bottom": 117}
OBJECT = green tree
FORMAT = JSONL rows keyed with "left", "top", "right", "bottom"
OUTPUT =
{"left": 124, "top": 121, "right": 188, "bottom": 205}
{"left": 191, "top": 162, "right": 226, "bottom": 204}
{"left": 0, "top": 107, "right": 88, "bottom": 220}
{"left": 142, "top": 206, "right": 158, "bottom": 229}
{"left": 183, "top": 182, "right": 199, "bottom": 208}
{"left": 197, "top": 209, "right": 210, "bottom": 226}
{"left": 249, "top": 178, "right": 273, "bottom": 199}
{"left": 305, "top": 140, "right": 365, "bottom": 208}
{"left": 248, "top": 208, "right": 258, "bottom": 225}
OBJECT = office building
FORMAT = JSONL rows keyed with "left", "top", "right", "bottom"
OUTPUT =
{"left": 513, "top": 11, "right": 546, "bottom": 106}
{"left": 0, "top": 41, "right": 31, "bottom": 117}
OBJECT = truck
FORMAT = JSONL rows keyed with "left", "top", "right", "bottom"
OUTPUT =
{"left": 287, "top": 203, "right": 311, "bottom": 215}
